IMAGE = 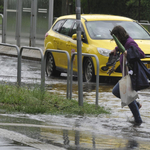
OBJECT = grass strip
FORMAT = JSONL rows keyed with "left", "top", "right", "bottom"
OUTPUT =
{"left": 0, "top": 84, "right": 110, "bottom": 115}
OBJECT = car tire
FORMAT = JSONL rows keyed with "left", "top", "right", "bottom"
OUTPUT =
{"left": 83, "top": 57, "right": 96, "bottom": 82}
{"left": 46, "top": 52, "right": 61, "bottom": 77}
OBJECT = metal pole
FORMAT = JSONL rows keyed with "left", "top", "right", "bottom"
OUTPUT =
{"left": 20, "top": 46, "right": 45, "bottom": 91}
{"left": 70, "top": 53, "right": 99, "bottom": 106}
{"left": 16, "top": 0, "right": 22, "bottom": 47}
{"left": 76, "top": 0, "right": 83, "bottom": 106}
{"left": 0, "top": 43, "right": 20, "bottom": 86}
{"left": 0, "top": 14, "right": 4, "bottom": 43}
{"left": 44, "top": 49, "right": 70, "bottom": 99}
{"left": 30, "top": 0, "right": 37, "bottom": 47}
{"left": 3, "top": 0, "right": 7, "bottom": 43}
{"left": 48, "top": 0, "right": 54, "bottom": 29}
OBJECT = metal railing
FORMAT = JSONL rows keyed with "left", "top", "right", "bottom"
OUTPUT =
{"left": 0, "top": 43, "right": 20, "bottom": 85}
{"left": 0, "top": 14, "right": 4, "bottom": 43}
{"left": 44, "top": 49, "right": 70, "bottom": 99}
{"left": 0, "top": 44, "right": 100, "bottom": 105}
{"left": 19, "top": 46, "right": 45, "bottom": 90}
{"left": 70, "top": 53, "right": 99, "bottom": 105}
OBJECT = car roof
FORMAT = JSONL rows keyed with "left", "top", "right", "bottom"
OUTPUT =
{"left": 57, "top": 14, "right": 134, "bottom": 22}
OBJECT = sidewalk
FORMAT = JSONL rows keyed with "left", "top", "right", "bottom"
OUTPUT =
{"left": 0, "top": 44, "right": 42, "bottom": 61}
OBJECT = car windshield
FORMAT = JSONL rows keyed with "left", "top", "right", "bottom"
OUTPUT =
{"left": 85, "top": 21, "right": 150, "bottom": 40}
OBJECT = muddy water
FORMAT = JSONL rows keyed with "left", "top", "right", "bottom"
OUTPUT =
{"left": 0, "top": 55, "right": 150, "bottom": 149}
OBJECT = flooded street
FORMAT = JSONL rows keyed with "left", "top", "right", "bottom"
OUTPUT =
{"left": 0, "top": 55, "right": 150, "bottom": 150}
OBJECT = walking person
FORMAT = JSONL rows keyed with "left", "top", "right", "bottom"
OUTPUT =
{"left": 110, "top": 25, "right": 145, "bottom": 125}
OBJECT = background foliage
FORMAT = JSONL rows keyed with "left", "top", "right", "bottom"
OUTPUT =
{"left": 55, "top": 0, "right": 150, "bottom": 22}
{"left": 0, "top": 0, "right": 149, "bottom": 22}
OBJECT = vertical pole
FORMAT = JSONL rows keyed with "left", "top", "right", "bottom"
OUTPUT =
{"left": 76, "top": 0, "right": 83, "bottom": 106}
{"left": 16, "top": 0, "right": 22, "bottom": 47}
{"left": 30, "top": 0, "right": 37, "bottom": 47}
{"left": 48, "top": 0, "right": 54, "bottom": 29}
{"left": 3, "top": 0, "right": 7, "bottom": 43}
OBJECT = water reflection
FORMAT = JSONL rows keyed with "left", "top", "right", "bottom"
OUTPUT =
{"left": 126, "top": 140, "right": 139, "bottom": 149}
{"left": 83, "top": 82, "right": 96, "bottom": 92}
{"left": 63, "top": 130, "right": 70, "bottom": 148}
{"left": 75, "top": 130, "right": 80, "bottom": 150}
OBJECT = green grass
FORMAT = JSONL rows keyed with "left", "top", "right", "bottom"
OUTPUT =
{"left": 0, "top": 84, "right": 110, "bottom": 115}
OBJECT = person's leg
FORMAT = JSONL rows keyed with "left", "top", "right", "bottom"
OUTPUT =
{"left": 128, "top": 100, "right": 142, "bottom": 124}
{"left": 112, "top": 82, "right": 142, "bottom": 124}
{"left": 112, "top": 82, "right": 120, "bottom": 98}
{"left": 136, "top": 101, "right": 142, "bottom": 109}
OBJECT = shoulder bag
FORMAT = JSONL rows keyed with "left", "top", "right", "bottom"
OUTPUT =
{"left": 119, "top": 54, "right": 139, "bottom": 108}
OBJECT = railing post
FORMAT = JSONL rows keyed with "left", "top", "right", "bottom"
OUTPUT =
{"left": 0, "top": 14, "right": 4, "bottom": 43}
{"left": 3, "top": 0, "right": 7, "bottom": 43}
{"left": 20, "top": 46, "right": 45, "bottom": 91}
{"left": 45, "top": 49, "right": 70, "bottom": 99}
{"left": 0, "top": 43, "right": 20, "bottom": 86}
{"left": 70, "top": 53, "right": 99, "bottom": 106}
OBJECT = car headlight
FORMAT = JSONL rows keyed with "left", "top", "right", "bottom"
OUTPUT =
{"left": 97, "top": 48, "right": 110, "bottom": 57}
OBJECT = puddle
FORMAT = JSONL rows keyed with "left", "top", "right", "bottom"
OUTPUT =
{"left": 0, "top": 112, "right": 150, "bottom": 150}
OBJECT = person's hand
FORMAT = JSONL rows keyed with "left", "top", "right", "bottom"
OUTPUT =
{"left": 124, "top": 50, "right": 127, "bottom": 57}
{"left": 110, "top": 48, "right": 117, "bottom": 55}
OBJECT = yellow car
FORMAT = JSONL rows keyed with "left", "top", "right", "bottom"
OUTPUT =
{"left": 44, "top": 14, "right": 150, "bottom": 82}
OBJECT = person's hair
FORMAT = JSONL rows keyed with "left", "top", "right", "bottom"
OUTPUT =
{"left": 111, "top": 25, "right": 129, "bottom": 46}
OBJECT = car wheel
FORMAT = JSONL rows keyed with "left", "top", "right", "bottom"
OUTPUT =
{"left": 46, "top": 52, "right": 61, "bottom": 77}
{"left": 83, "top": 57, "right": 95, "bottom": 82}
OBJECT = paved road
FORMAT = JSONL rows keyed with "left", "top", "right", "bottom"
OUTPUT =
{"left": 0, "top": 44, "right": 42, "bottom": 60}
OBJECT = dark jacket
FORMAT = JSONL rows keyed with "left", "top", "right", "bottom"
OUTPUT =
{"left": 116, "top": 36, "right": 145, "bottom": 71}
{"left": 127, "top": 46, "right": 150, "bottom": 91}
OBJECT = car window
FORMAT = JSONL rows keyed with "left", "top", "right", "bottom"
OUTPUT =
{"left": 70, "top": 23, "right": 77, "bottom": 36}
{"left": 85, "top": 21, "right": 150, "bottom": 40}
{"left": 59, "top": 19, "right": 75, "bottom": 36}
{"left": 52, "top": 20, "right": 66, "bottom": 32}
{"left": 69, "top": 22, "right": 88, "bottom": 43}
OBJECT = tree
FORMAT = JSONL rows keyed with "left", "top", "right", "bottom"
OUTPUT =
{"left": 126, "top": 0, "right": 150, "bottom": 21}
{"left": 53, "top": 0, "right": 150, "bottom": 22}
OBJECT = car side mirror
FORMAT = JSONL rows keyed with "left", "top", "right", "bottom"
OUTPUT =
{"left": 72, "top": 34, "right": 83, "bottom": 40}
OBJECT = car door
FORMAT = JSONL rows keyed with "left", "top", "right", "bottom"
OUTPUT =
{"left": 69, "top": 22, "right": 88, "bottom": 73}
{"left": 56, "top": 19, "right": 75, "bottom": 70}
{"left": 68, "top": 22, "right": 78, "bottom": 71}
{"left": 52, "top": 19, "right": 66, "bottom": 49}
